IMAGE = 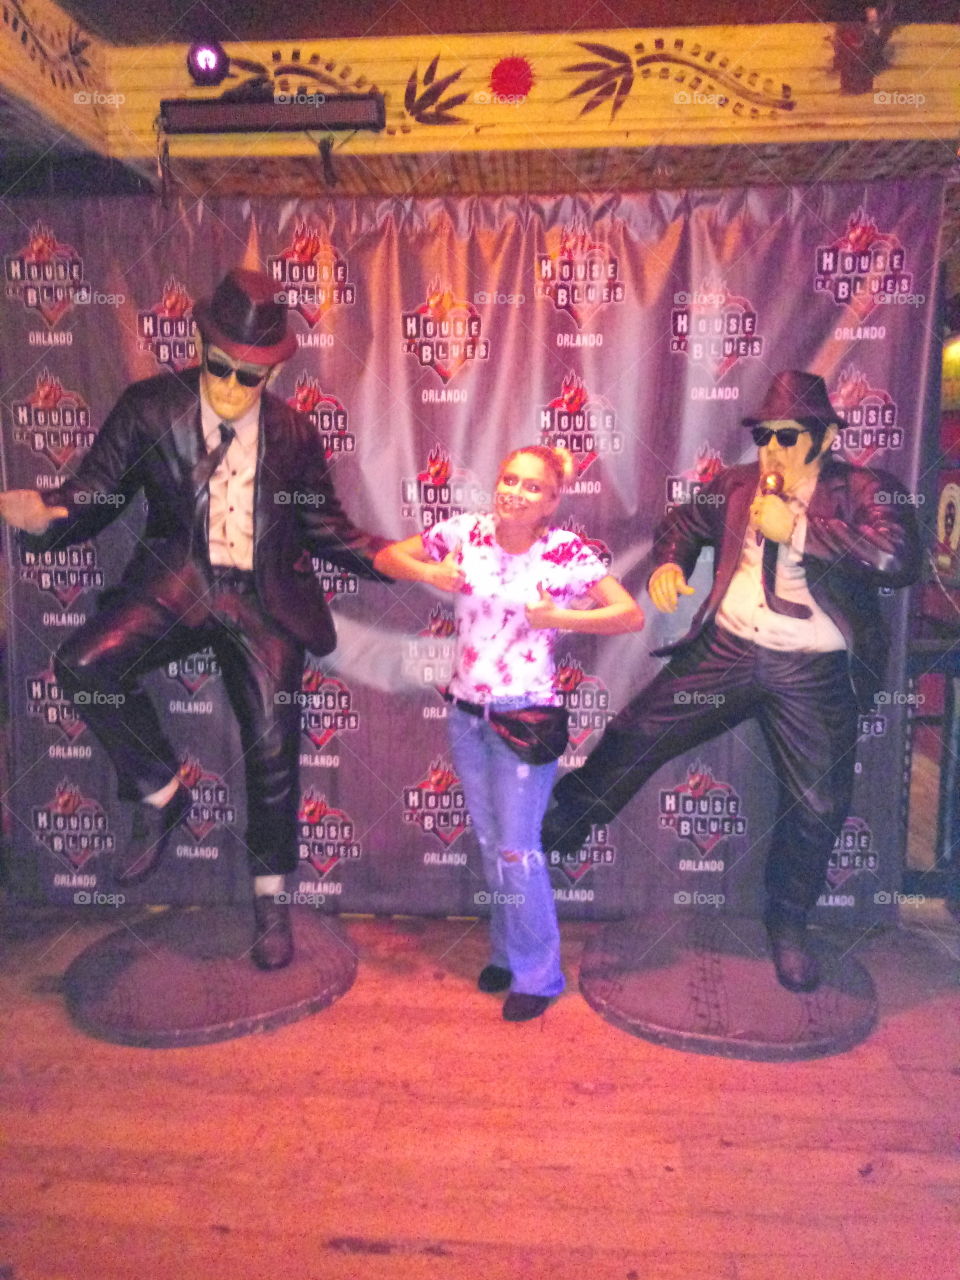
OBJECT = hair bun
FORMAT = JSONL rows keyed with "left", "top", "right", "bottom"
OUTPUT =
{"left": 552, "top": 446, "right": 577, "bottom": 485}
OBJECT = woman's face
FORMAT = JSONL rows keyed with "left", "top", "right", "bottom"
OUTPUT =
{"left": 494, "top": 452, "right": 560, "bottom": 530}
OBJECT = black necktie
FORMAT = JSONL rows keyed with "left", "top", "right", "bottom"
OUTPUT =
{"left": 192, "top": 421, "right": 235, "bottom": 496}
{"left": 761, "top": 537, "right": 812, "bottom": 620}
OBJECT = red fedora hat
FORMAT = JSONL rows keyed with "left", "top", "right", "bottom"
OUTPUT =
{"left": 194, "top": 268, "right": 297, "bottom": 364}
{"left": 742, "top": 370, "right": 846, "bottom": 430}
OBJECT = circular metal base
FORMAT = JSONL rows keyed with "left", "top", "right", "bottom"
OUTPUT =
{"left": 63, "top": 906, "right": 357, "bottom": 1048}
{"left": 579, "top": 912, "right": 877, "bottom": 1061}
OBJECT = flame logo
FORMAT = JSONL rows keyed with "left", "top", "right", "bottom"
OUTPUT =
{"left": 426, "top": 448, "right": 452, "bottom": 485}
{"left": 424, "top": 762, "right": 457, "bottom": 793}
{"left": 27, "top": 225, "right": 59, "bottom": 262}
{"left": 158, "top": 277, "right": 191, "bottom": 319}
{"left": 558, "top": 223, "right": 595, "bottom": 258}
{"left": 559, "top": 371, "right": 589, "bottom": 413}
{"left": 838, "top": 209, "right": 881, "bottom": 255}
{"left": 288, "top": 220, "right": 325, "bottom": 264}
{"left": 555, "top": 663, "right": 585, "bottom": 694}
{"left": 302, "top": 666, "right": 325, "bottom": 695}
{"left": 30, "top": 370, "right": 64, "bottom": 410}
{"left": 300, "top": 790, "right": 330, "bottom": 823}
{"left": 833, "top": 365, "right": 871, "bottom": 410}
{"left": 52, "top": 783, "right": 82, "bottom": 816}
{"left": 426, "top": 606, "right": 456, "bottom": 638}
{"left": 692, "top": 445, "right": 725, "bottom": 485}
{"left": 292, "top": 375, "right": 325, "bottom": 414}
{"left": 425, "top": 276, "right": 457, "bottom": 322}
{"left": 178, "top": 758, "right": 203, "bottom": 791}
{"left": 685, "top": 765, "right": 716, "bottom": 799}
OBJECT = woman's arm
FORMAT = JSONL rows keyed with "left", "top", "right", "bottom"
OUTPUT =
{"left": 373, "top": 534, "right": 465, "bottom": 593}
{"left": 525, "top": 575, "right": 644, "bottom": 634}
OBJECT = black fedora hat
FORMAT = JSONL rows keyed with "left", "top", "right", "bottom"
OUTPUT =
{"left": 194, "top": 268, "right": 297, "bottom": 365}
{"left": 742, "top": 370, "right": 846, "bottom": 431}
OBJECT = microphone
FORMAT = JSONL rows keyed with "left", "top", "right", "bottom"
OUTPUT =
{"left": 756, "top": 471, "right": 784, "bottom": 544}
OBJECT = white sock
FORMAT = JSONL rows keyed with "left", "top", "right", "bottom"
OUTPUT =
{"left": 254, "top": 874, "right": 285, "bottom": 898}
{"left": 143, "top": 776, "right": 180, "bottom": 809}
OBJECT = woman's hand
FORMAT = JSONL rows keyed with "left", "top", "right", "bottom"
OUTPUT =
{"left": 429, "top": 550, "right": 465, "bottom": 593}
{"left": 648, "top": 563, "right": 694, "bottom": 613}
{"left": 525, "top": 584, "right": 560, "bottom": 629}
{"left": 0, "top": 489, "right": 68, "bottom": 535}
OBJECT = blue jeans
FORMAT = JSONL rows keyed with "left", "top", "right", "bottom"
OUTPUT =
{"left": 449, "top": 706, "right": 565, "bottom": 998}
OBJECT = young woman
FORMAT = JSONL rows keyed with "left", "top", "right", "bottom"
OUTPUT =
{"left": 374, "top": 446, "right": 644, "bottom": 1021}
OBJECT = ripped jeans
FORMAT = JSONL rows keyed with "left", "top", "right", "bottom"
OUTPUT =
{"left": 449, "top": 706, "right": 565, "bottom": 998}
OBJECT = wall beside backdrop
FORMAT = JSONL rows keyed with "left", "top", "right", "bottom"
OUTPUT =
{"left": 0, "top": 180, "right": 943, "bottom": 924}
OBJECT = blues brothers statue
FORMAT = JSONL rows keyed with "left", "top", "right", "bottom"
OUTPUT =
{"left": 0, "top": 269, "right": 387, "bottom": 970}
{"left": 542, "top": 371, "right": 922, "bottom": 992}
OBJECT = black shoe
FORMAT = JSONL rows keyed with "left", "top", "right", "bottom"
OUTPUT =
{"left": 503, "top": 992, "right": 551, "bottom": 1022}
{"left": 764, "top": 906, "right": 821, "bottom": 994}
{"left": 541, "top": 805, "right": 591, "bottom": 858}
{"left": 114, "top": 784, "right": 192, "bottom": 886}
{"left": 251, "top": 896, "right": 294, "bottom": 971}
{"left": 478, "top": 964, "right": 512, "bottom": 993}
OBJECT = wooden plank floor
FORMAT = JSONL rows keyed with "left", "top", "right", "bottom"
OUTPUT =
{"left": 0, "top": 903, "right": 957, "bottom": 1280}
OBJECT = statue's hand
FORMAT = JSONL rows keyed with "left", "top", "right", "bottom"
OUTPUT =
{"left": 0, "top": 490, "right": 69, "bottom": 535}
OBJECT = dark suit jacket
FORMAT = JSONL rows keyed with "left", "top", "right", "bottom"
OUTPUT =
{"left": 650, "top": 458, "right": 922, "bottom": 710}
{"left": 24, "top": 367, "right": 388, "bottom": 655}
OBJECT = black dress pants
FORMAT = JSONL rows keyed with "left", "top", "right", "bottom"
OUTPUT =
{"left": 54, "top": 567, "right": 304, "bottom": 875}
{"left": 550, "top": 623, "right": 860, "bottom": 912}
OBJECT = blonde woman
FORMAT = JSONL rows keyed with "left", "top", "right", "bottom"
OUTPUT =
{"left": 375, "top": 445, "right": 643, "bottom": 1021}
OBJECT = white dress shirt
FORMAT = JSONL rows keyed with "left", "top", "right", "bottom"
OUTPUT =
{"left": 199, "top": 389, "right": 259, "bottom": 570}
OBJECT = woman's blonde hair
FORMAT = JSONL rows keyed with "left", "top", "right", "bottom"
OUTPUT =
{"left": 499, "top": 445, "right": 576, "bottom": 493}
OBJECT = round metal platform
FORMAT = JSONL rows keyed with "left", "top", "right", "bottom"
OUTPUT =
{"left": 63, "top": 905, "right": 357, "bottom": 1048}
{"left": 579, "top": 912, "right": 877, "bottom": 1061}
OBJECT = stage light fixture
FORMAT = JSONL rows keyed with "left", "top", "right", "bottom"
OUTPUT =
{"left": 187, "top": 41, "right": 229, "bottom": 88}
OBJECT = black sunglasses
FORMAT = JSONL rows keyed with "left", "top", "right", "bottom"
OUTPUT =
{"left": 750, "top": 426, "right": 810, "bottom": 448}
{"left": 204, "top": 352, "right": 271, "bottom": 388}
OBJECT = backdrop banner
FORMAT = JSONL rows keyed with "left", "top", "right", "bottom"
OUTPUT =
{"left": 0, "top": 181, "right": 942, "bottom": 925}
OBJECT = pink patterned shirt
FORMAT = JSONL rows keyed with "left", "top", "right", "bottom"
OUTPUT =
{"left": 421, "top": 512, "right": 607, "bottom": 706}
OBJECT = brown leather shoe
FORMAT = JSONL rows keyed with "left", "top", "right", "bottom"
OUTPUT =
{"left": 114, "top": 784, "right": 192, "bottom": 886}
{"left": 251, "top": 895, "right": 294, "bottom": 971}
{"left": 764, "top": 905, "right": 821, "bottom": 994}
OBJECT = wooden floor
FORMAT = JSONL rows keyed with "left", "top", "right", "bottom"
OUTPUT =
{"left": 0, "top": 902, "right": 958, "bottom": 1280}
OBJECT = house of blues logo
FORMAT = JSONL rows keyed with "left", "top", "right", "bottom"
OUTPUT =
{"left": 290, "top": 548, "right": 359, "bottom": 604}
{"left": 659, "top": 761, "right": 746, "bottom": 870}
{"left": 178, "top": 756, "right": 236, "bottom": 843}
{"left": 830, "top": 366, "right": 902, "bottom": 467}
{"left": 298, "top": 792, "right": 360, "bottom": 883}
{"left": 400, "top": 447, "right": 487, "bottom": 528}
{"left": 12, "top": 371, "right": 93, "bottom": 485}
{"left": 403, "top": 760, "right": 471, "bottom": 846}
{"left": 814, "top": 210, "right": 909, "bottom": 315}
{"left": 33, "top": 781, "right": 115, "bottom": 873}
{"left": 269, "top": 221, "right": 356, "bottom": 330}
{"left": 823, "top": 815, "right": 877, "bottom": 896}
{"left": 298, "top": 667, "right": 359, "bottom": 751}
{"left": 20, "top": 543, "right": 103, "bottom": 610}
{"left": 539, "top": 372, "right": 621, "bottom": 482}
{"left": 402, "top": 605, "right": 456, "bottom": 690}
{"left": 665, "top": 444, "right": 727, "bottom": 511}
{"left": 402, "top": 278, "right": 489, "bottom": 383}
{"left": 670, "top": 279, "right": 764, "bottom": 383}
{"left": 26, "top": 665, "right": 88, "bottom": 753}
{"left": 546, "top": 826, "right": 616, "bottom": 892}
{"left": 535, "top": 224, "right": 625, "bottom": 329}
{"left": 137, "top": 277, "right": 196, "bottom": 370}
{"left": 5, "top": 223, "right": 87, "bottom": 330}
{"left": 166, "top": 646, "right": 220, "bottom": 698}
{"left": 288, "top": 375, "right": 355, "bottom": 460}
{"left": 554, "top": 655, "right": 613, "bottom": 768}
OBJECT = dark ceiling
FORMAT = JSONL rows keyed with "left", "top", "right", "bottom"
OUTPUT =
{"left": 53, "top": 0, "right": 960, "bottom": 44}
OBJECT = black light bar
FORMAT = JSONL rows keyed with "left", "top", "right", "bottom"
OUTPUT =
{"left": 159, "top": 92, "right": 385, "bottom": 135}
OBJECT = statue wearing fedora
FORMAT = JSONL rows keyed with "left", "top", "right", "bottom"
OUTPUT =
{"left": 0, "top": 268, "right": 388, "bottom": 970}
{"left": 542, "top": 370, "right": 922, "bottom": 992}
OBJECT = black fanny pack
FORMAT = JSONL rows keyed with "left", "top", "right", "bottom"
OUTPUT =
{"left": 443, "top": 692, "right": 569, "bottom": 765}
